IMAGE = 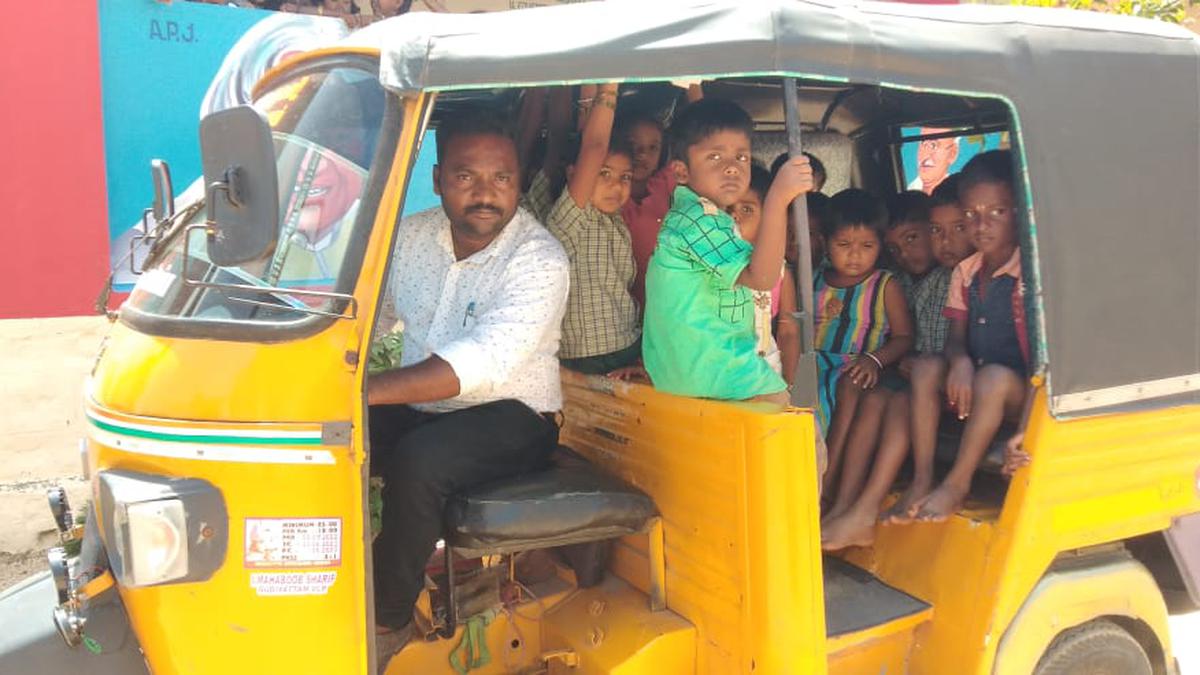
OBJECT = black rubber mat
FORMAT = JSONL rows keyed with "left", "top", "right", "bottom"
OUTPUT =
{"left": 823, "top": 556, "right": 931, "bottom": 638}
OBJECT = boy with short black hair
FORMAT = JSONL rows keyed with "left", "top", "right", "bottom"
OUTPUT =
{"left": 908, "top": 149, "right": 1027, "bottom": 521}
{"left": 642, "top": 99, "right": 813, "bottom": 402}
{"left": 546, "top": 82, "right": 641, "bottom": 374}
{"left": 884, "top": 190, "right": 947, "bottom": 358}
{"left": 928, "top": 175, "right": 976, "bottom": 272}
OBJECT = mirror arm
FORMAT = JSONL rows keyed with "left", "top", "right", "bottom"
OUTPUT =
{"left": 205, "top": 179, "right": 232, "bottom": 225}
{"left": 129, "top": 208, "right": 162, "bottom": 276}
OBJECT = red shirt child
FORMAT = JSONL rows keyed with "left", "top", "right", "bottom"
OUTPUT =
{"left": 622, "top": 164, "right": 675, "bottom": 309}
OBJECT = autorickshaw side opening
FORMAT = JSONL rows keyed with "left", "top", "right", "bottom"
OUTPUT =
{"left": 364, "top": 75, "right": 1040, "bottom": 671}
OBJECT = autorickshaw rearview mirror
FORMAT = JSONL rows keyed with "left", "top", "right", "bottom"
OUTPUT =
{"left": 198, "top": 106, "right": 279, "bottom": 268}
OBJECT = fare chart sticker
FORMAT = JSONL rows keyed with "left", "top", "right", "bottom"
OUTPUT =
{"left": 251, "top": 571, "right": 337, "bottom": 596}
{"left": 244, "top": 517, "right": 342, "bottom": 568}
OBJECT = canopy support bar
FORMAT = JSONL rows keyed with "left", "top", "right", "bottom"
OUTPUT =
{"left": 784, "top": 78, "right": 819, "bottom": 410}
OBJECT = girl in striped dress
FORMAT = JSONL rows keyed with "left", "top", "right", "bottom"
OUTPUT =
{"left": 815, "top": 189, "right": 913, "bottom": 499}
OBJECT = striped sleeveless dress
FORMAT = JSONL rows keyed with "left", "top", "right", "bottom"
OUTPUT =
{"left": 814, "top": 269, "right": 893, "bottom": 433}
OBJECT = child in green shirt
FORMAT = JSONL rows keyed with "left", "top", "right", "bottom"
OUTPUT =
{"left": 642, "top": 99, "right": 813, "bottom": 401}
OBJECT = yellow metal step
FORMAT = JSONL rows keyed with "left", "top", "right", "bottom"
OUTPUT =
{"left": 824, "top": 557, "right": 934, "bottom": 672}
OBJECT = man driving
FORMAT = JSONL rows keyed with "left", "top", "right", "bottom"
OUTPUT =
{"left": 367, "top": 108, "right": 569, "bottom": 669}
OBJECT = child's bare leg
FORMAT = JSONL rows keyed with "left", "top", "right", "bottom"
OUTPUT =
{"left": 822, "top": 375, "right": 864, "bottom": 500}
{"left": 885, "top": 355, "right": 945, "bottom": 523}
{"left": 822, "top": 392, "right": 910, "bottom": 550}
{"left": 826, "top": 387, "right": 890, "bottom": 520}
{"left": 914, "top": 365, "right": 1025, "bottom": 521}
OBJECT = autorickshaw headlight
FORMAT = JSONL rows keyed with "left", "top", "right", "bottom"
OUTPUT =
{"left": 98, "top": 469, "right": 227, "bottom": 588}
{"left": 114, "top": 499, "right": 189, "bottom": 586}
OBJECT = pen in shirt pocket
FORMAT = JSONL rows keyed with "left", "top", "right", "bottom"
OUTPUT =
{"left": 463, "top": 301, "right": 476, "bottom": 327}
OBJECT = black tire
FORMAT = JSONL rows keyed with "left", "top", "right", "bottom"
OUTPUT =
{"left": 1033, "top": 619, "right": 1153, "bottom": 675}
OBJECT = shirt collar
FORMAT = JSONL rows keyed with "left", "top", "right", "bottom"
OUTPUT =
{"left": 992, "top": 247, "right": 1022, "bottom": 279}
{"left": 960, "top": 247, "right": 1022, "bottom": 284}
{"left": 671, "top": 184, "right": 726, "bottom": 217}
{"left": 672, "top": 185, "right": 700, "bottom": 208}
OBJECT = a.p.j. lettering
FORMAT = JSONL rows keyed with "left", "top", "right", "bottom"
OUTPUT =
{"left": 149, "top": 20, "right": 196, "bottom": 44}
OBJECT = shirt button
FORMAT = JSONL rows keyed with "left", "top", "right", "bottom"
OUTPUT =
{"left": 977, "top": 317, "right": 987, "bottom": 325}
{"left": 977, "top": 358, "right": 985, "bottom": 366}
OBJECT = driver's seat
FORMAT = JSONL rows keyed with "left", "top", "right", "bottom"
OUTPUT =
{"left": 437, "top": 450, "right": 664, "bottom": 637}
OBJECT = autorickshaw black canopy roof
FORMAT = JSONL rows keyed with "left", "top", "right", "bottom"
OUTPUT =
{"left": 357, "top": 0, "right": 1200, "bottom": 416}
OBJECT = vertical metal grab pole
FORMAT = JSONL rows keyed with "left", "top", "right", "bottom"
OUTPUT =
{"left": 783, "top": 78, "right": 819, "bottom": 408}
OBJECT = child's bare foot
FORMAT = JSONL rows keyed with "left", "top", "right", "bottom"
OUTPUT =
{"left": 821, "top": 507, "right": 877, "bottom": 550}
{"left": 881, "top": 479, "right": 932, "bottom": 524}
{"left": 823, "top": 499, "right": 852, "bottom": 524}
{"left": 912, "top": 481, "right": 969, "bottom": 522}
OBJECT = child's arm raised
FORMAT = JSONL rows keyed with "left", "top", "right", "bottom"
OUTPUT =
{"left": 566, "top": 82, "right": 618, "bottom": 209}
{"left": 943, "top": 317, "right": 974, "bottom": 418}
{"left": 738, "top": 156, "right": 813, "bottom": 290}
{"left": 576, "top": 83, "right": 598, "bottom": 133}
{"left": 844, "top": 280, "right": 914, "bottom": 389}
{"left": 777, "top": 266, "right": 801, "bottom": 386}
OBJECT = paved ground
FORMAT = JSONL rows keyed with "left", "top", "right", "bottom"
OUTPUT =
{"left": 0, "top": 315, "right": 1195, "bottom": 669}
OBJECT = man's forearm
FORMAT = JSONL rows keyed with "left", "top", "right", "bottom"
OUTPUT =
{"left": 367, "top": 356, "right": 461, "bottom": 406}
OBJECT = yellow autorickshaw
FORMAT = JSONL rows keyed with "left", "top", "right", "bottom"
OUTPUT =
{"left": 4, "top": 1, "right": 1200, "bottom": 674}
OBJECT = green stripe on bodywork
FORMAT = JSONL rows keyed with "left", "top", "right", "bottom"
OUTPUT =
{"left": 88, "top": 416, "right": 323, "bottom": 447}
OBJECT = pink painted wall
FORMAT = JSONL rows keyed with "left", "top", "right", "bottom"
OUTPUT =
{"left": 0, "top": 3, "right": 110, "bottom": 318}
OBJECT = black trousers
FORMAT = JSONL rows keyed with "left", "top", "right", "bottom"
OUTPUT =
{"left": 368, "top": 399, "right": 558, "bottom": 628}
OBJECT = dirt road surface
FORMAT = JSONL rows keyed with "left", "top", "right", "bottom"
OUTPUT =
{"left": 0, "top": 315, "right": 1195, "bottom": 670}
{"left": 0, "top": 316, "right": 103, "bottom": 590}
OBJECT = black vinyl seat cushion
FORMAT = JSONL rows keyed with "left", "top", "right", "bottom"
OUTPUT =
{"left": 444, "top": 466, "right": 657, "bottom": 554}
